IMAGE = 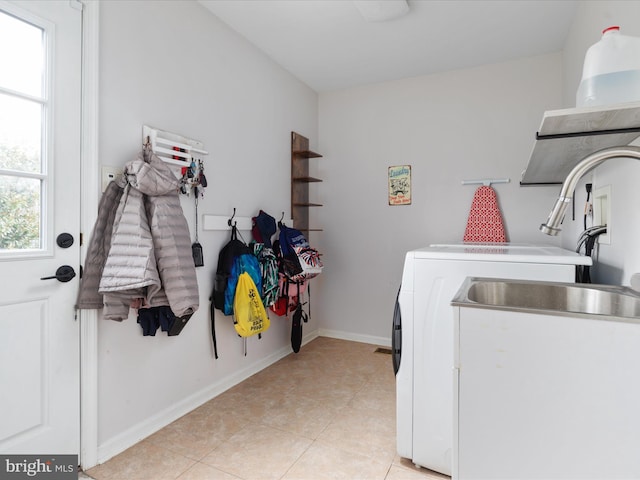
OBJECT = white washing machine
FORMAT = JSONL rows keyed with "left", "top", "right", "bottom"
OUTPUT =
{"left": 393, "top": 243, "right": 591, "bottom": 476}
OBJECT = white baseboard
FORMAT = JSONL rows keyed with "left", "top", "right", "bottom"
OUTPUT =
{"left": 318, "top": 328, "right": 391, "bottom": 348}
{"left": 96, "top": 329, "right": 319, "bottom": 465}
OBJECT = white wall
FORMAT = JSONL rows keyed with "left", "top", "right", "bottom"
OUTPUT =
{"left": 316, "top": 54, "right": 565, "bottom": 342}
{"left": 94, "top": 0, "right": 640, "bottom": 463}
{"left": 96, "top": 0, "right": 318, "bottom": 462}
{"left": 560, "top": 1, "right": 640, "bottom": 285}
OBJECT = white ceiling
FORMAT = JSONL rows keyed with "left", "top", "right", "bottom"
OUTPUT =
{"left": 199, "top": 0, "right": 580, "bottom": 92}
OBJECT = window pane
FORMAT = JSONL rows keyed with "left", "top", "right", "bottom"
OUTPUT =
{"left": 0, "top": 175, "right": 41, "bottom": 251}
{"left": 0, "top": 93, "right": 42, "bottom": 173}
{"left": 0, "top": 10, "right": 44, "bottom": 97}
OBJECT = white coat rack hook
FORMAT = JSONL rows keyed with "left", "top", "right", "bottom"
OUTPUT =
{"left": 462, "top": 178, "right": 510, "bottom": 187}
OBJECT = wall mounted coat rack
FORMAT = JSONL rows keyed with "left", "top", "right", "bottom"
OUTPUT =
{"left": 202, "top": 212, "right": 293, "bottom": 232}
{"left": 461, "top": 178, "right": 510, "bottom": 187}
{"left": 142, "top": 125, "right": 208, "bottom": 170}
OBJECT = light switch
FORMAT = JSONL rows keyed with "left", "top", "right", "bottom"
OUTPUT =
{"left": 101, "top": 166, "right": 121, "bottom": 192}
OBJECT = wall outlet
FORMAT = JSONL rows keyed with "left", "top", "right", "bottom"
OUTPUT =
{"left": 593, "top": 185, "right": 611, "bottom": 245}
{"left": 101, "top": 166, "right": 121, "bottom": 192}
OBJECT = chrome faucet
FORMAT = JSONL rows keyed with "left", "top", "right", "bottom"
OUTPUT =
{"left": 540, "top": 146, "right": 640, "bottom": 235}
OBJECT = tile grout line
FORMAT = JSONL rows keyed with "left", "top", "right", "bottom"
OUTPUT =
{"left": 276, "top": 436, "right": 316, "bottom": 480}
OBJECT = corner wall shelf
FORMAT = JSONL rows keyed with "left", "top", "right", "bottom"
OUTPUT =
{"left": 521, "top": 102, "right": 640, "bottom": 185}
{"left": 293, "top": 176, "right": 322, "bottom": 183}
{"left": 291, "top": 132, "right": 323, "bottom": 232}
{"left": 293, "top": 150, "right": 322, "bottom": 158}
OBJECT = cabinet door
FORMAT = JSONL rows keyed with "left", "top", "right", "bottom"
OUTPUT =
{"left": 456, "top": 307, "right": 640, "bottom": 479}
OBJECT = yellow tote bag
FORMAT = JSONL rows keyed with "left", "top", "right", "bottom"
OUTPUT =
{"left": 233, "top": 272, "right": 270, "bottom": 337}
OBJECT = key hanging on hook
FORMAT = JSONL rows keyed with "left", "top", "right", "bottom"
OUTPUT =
{"left": 198, "top": 159, "right": 207, "bottom": 188}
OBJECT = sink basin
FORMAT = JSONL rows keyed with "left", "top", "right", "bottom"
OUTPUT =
{"left": 452, "top": 277, "right": 640, "bottom": 320}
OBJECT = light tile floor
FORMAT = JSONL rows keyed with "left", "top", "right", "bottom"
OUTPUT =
{"left": 85, "top": 337, "right": 448, "bottom": 480}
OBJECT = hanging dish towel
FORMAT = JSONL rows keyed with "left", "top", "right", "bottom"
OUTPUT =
{"left": 463, "top": 185, "right": 507, "bottom": 243}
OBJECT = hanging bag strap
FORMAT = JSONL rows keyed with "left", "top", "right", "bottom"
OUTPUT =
{"left": 285, "top": 277, "right": 290, "bottom": 318}
{"left": 209, "top": 223, "right": 238, "bottom": 360}
{"left": 301, "top": 283, "right": 309, "bottom": 324}
{"left": 210, "top": 301, "right": 219, "bottom": 359}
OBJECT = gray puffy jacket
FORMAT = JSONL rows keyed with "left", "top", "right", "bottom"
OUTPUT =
{"left": 78, "top": 149, "right": 199, "bottom": 320}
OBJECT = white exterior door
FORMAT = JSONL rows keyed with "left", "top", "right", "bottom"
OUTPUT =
{"left": 0, "top": 0, "right": 82, "bottom": 455}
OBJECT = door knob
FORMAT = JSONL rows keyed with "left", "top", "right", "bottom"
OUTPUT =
{"left": 40, "top": 265, "right": 76, "bottom": 283}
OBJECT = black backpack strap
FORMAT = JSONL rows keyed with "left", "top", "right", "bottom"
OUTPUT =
{"left": 301, "top": 282, "right": 308, "bottom": 324}
{"left": 306, "top": 283, "right": 310, "bottom": 323}
{"left": 282, "top": 276, "right": 289, "bottom": 318}
{"left": 210, "top": 300, "right": 219, "bottom": 359}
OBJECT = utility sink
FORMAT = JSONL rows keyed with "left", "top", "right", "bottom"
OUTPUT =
{"left": 453, "top": 276, "right": 640, "bottom": 479}
{"left": 452, "top": 277, "right": 640, "bottom": 320}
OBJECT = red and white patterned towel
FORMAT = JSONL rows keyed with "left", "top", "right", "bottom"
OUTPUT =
{"left": 463, "top": 186, "right": 507, "bottom": 243}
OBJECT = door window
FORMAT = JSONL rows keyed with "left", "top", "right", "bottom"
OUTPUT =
{"left": 0, "top": 9, "right": 49, "bottom": 254}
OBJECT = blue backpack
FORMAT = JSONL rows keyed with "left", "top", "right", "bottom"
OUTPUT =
{"left": 212, "top": 225, "right": 251, "bottom": 312}
{"left": 210, "top": 225, "right": 256, "bottom": 359}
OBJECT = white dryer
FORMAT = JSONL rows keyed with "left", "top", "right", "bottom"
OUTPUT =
{"left": 393, "top": 243, "right": 591, "bottom": 476}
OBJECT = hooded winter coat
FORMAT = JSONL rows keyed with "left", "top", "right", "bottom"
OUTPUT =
{"left": 77, "top": 149, "right": 199, "bottom": 321}
{"left": 76, "top": 177, "right": 124, "bottom": 312}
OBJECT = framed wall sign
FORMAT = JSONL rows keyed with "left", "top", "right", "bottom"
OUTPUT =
{"left": 388, "top": 165, "right": 411, "bottom": 205}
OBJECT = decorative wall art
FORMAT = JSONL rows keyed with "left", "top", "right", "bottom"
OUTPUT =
{"left": 388, "top": 165, "right": 411, "bottom": 205}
